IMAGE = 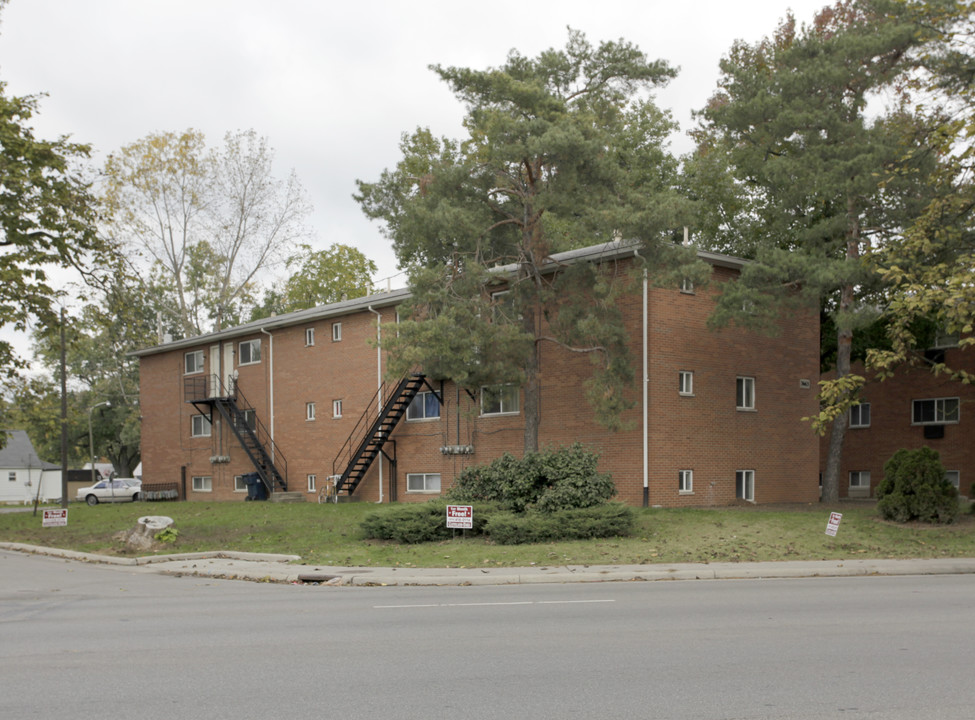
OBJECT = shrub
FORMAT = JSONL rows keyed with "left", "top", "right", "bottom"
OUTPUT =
{"left": 876, "top": 447, "right": 958, "bottom": 524}
{"left": 445, "top": 442, "right": 615, "bottom": 513}
{"left": 360, "top": 501, "right": 501, "bottom": 543}
{"left": 485, "top": 503, "right": 636, "bottom": 545}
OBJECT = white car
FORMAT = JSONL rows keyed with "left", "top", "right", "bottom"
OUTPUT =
{"left": 76, "top": 479, "right": 141, "bottom": 505}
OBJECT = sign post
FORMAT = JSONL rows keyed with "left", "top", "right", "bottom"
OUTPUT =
{"left": 825, "top": 511, "right": 842, "bottom": 537}
{"left": 446, "top": 504, "right": 473, "bottom": 530}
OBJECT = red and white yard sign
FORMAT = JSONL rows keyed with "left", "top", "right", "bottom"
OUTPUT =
{"left": 446, "top": 504, "right": 473, "bottom": 530}
{"left": 825, "top": 512, "right": 842, "bottom": 537}
{"left": 42, "top": 509, "right": 68, "bottom": 527}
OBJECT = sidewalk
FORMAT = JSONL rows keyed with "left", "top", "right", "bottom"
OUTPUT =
{"left": 4, "top": 542, "right": 975, "bottom": 586}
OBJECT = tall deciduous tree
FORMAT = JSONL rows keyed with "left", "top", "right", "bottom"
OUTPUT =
{"left": 689, "top": 0, "right": 952, "bottom": 502}
{"left": 250, "top": 243, "right": 378, "bottom": 319}
{"left": 0, "top": 79, "right": 101, "bottom": 377}
{"left": 356, "top": 30, "right": 696, "bottom": 453}
{"left": 103, "top": 129, "right": 310, "bottom": 338}
{"left": 869, "top": 1, "right": 975, "bottom": 381}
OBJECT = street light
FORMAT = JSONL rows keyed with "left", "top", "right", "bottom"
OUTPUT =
{"left": 88, "top": 400, "right": 111, "bottom": 491}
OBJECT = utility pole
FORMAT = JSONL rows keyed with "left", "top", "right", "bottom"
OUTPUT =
{"left": 59, "top": 307, "right": 68, "bottom": 509}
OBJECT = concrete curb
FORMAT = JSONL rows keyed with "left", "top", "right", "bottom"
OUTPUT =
{"left": 4, "top": 542, "right": 975, "bottom": 586}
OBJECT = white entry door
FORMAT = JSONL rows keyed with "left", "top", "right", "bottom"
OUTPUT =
{"left": 209, "top": 343, "right": 236, "bottom": 397}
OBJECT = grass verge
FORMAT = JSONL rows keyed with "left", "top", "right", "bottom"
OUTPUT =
{"left": 2, "top": 500, "right": 974, "bottom": 568}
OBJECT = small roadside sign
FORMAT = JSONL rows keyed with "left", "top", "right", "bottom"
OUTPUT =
{"left": 825, "top": 511, "right": 842, "bottom": 537}
{"left": 446, "top": 504, "right": 473, "bottom": 530}
{"left": 43, "top": 509, "right": 68, "bottom": 528}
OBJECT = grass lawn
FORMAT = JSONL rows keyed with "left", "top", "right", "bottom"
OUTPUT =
{"left": 2, "top": 499, "right": 974, "bottom": 568}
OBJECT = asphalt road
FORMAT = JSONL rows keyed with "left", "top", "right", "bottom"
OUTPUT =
{"left": 3, "top": 550, "right": 974, "bottom": 720}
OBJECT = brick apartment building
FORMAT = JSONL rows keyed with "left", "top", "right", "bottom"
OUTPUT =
{"left": 820, "top": 342, "right": 975, "bottom": 500}
{"left": 134, "top": 241, "right": 823, "bottom": 507}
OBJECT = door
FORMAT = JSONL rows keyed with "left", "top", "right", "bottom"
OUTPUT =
{"left": 209, "top": 343, "right": 236, "bottom": 397}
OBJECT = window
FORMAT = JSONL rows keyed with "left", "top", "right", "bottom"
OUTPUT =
{"left": 305, "top": 328, "right": 315, "bottom": 346}
{"left": 849, "top": 403, "right": 871, "bottom": 428}
{"left": 407, "top": 391, "right": 441, "bottom": 421}
{"left": 191, "top": 414, "right": 211, "bottom": 437}
{"left": 332, "top": 400, "right": 343, "bottom": 418}
{"left": 912, "top": 397, "right": 960, "bottom": 425}
{"left": 933, "top": 331, "right": 959, "bottom": 349}
{"left": 406, "top": 473, "right": 441, "bottom": 493}
{"left": 239, "top": 339, "right": 261, "bottom": 365}
{"left": 678, "top": 470, "right": 693, "bottom": 494}
{"left": 849, "top": 471, "right": 871, "bottom": 489}
{"left": 945, "top": 470, "right": 961, "bottom": 491}
{"left": 234, "top": 475, "right": 247, "bottom": 492}
{"left": 192, "top": 476, "right": 212, "bottom": 492}
{"left": 481, "top": 384, "right": 519, "bottom": 416}
{"left": 8, "top": 471, "right": 16, "bottom": 482}
{"left": 184, "top": 350, "right": 204, "bottom": 375}
{"left": 332, "top": 322, "right": 342, "bottom": 342}
{"left": 306, "top": 402, "right": 316, "bottom": 421}
{"left": 736, "top": 376, "right": 755, "bottom": 411}
{"left": 307, "top": 474, "right": 317, "bottom": 492}
{"left": 679, "top": 371, "right": 694, "bottom": 396}
{"left": 680, "top": 277, "right": 694, "bottom": 294}
{"left": 236, "top": 409, "right": 256, "bottom": 431}
{"left": 736, "top": 470, "right": 754, "bottom": 502}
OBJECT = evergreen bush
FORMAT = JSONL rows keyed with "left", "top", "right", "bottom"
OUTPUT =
{"left": 445, "top": 442, "right": 615, "bottom": 512}
{"left": 876, "top": 447, "right": 958, "bottom": 524}
{"left": 484, "top": 503, "right": 636, "bottom": 545}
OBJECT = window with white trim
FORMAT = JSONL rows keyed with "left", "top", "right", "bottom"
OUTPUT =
{"left": 679, "top": 371, "right": 694, "bottom": 396}
{"left": 912, "top": 397, "right": 959, "bottom": 425}
{"left": 307, "top": 474, "right": 317, "bottom": 492}
{"left": 236, "top": 409, "right": 256, "bottom": 431}
{"left": 945, "top": 471, "right": 960, "bottom": 491}
{"left": 192, "top": 476, "right": 212, "bottom": 492}
{"left": 184, "top": 350, "right": 204, "bottom": 375}
{"left": 305, "top": 328, "right": 315, "bottom": 346}
{"left": 849, "top": 403, "right": 871, "bottom": 428}
{"left": 736, "top": 470, "right": 754, "bottom": 502}
{"left": 306, "top": 402, "right": 316, "bottom": 421}
{"left": 678, "top": 470, "right": 693, "bottom": 494}
{"left": 406, "top": 473, "right": 441, "bottom": 493}
{"left": 849, "top": 471, "right": 871, "bottom": 489}
{"left": 933, "top": 331, "right": 959, "bottom": 349}
{"left": 239, "top": 339, "right": 261, "bottom": 365}
{"left": 407, "top": 391, "right": 441, "bottom": 421}
{"left": 680, "top": 277, "right": 694, "bottom": 294}
{"left": 736, "top": 376, "right": 755, "bottom": 411}
{"left": 481, "top": 384, "right": 519, "bottom": 416}
{"left": 234, "top": 475, "right": 247, "bottom": 492}
{"left": 191, "top": 414, "right": 211, "bottom": 437}
{"left": 332, "top": 400, "right": 342, "bottom": 418}
{"left": 332, "top": 322, "right": 342, "bottom": 342}
{"left": 8, "top": 471, "right": 16, "bottom": 482}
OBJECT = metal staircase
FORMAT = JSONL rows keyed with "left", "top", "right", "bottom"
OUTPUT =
{"left": 332, "top": 373, "right": 437, "bottom": 497}
{"left": 184, "top": 375, "right": 288, "bottom": 496}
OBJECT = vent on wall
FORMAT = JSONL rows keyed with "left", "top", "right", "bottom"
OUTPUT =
{"left": 799, "top": 379, "right": 811, "bottom": 389}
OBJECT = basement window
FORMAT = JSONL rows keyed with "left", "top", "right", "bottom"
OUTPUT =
{"left": 406, "top": 473, "right": 441, "bottom": 493}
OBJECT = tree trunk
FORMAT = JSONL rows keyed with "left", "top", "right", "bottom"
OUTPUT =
{"left": 823, "top": 196, "right": 862, "bottom": 503}
{"left": 522, "top": 305, "right": 540, "bottom": 455}
{"left": 822, "top": 311, "right": 852, "bottom": 504}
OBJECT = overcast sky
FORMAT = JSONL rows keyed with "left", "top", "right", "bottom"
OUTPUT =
{"left": 1, "top": 0, "right": 831, "bottom": 293}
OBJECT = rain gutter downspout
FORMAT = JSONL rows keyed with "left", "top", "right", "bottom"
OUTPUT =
{"left": 260, "top": 328, "right": 275, "bottom": 464}
{"left": 634, "top": 249, "right": 649, "bottom": 507}
{"left": 367, "top": 305, "right": 384, "bottom": 503}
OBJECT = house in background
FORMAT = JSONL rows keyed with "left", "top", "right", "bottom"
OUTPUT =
{"left": 134, "top": 240, "right": 822, "bottom": 507}
{"left": 0, "top": 430, "right": 62, "bottom": 504}
{"left": 821, "top": 341, "right": 975, "bottom": 500}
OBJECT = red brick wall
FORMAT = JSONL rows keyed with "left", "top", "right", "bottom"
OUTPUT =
{"left": 819, "top": 346, "right": 975, "bottom": 498}
{"left": 139, "top": 256, "right": 821, "bottom": 506}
